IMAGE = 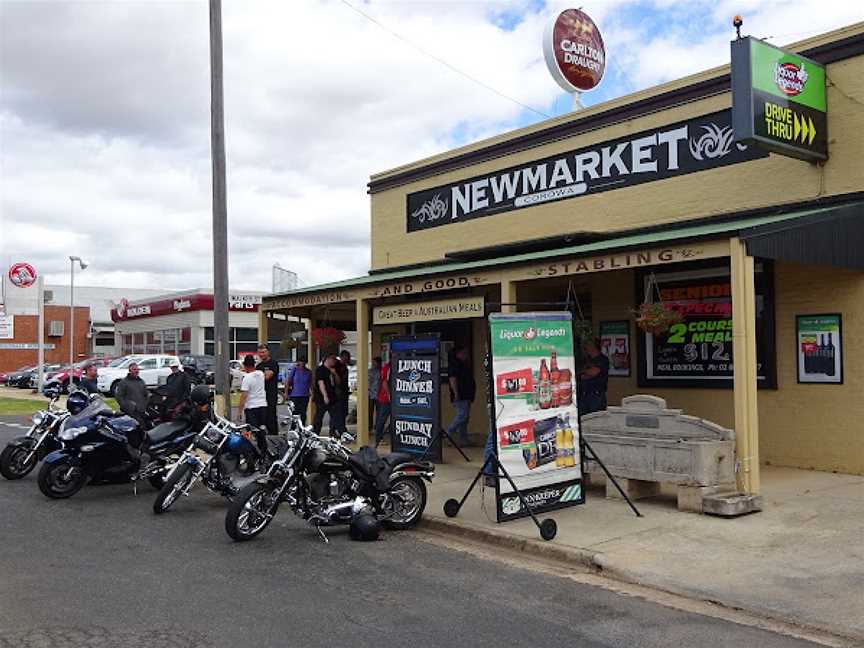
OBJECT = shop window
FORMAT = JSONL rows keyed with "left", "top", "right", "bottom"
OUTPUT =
{"left": 204, "top": 342, "right": 215, "bottom": 356}
{"left": 133, "top": 333, "right": 145, "bottom": 350}
{"left": 204, "top": 327, "right": 214, "bottom": 341}
{"left": 235, "top": 327, "right": 258, "bottom": 342}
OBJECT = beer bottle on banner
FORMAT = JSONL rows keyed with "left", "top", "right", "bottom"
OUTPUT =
{"left": 817, "top": 334, "right": 827, "bottom": 374}
{"left": 555, "top": 417, "right": 565, "bottom": 467}
{"left": 826, "top": 332, "right": 836, "bottom": 376}
{"left": 804, "top": 337, "right": 812, "bottom": 374}
{"left": 558, "top": 367, "right": 573, "bottom": 406}
{"left": 538, "top": 359, "right": 552, "bottom": 409}
{"left": 550, "top": 352, "right": 560, "bottom": 407}
{"left": 563, "top": 415, "right": 575, "bottom": 467}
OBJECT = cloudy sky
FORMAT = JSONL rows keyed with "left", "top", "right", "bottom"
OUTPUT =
{"left": 1, "top": 0, "right": 861, "bottom": 294}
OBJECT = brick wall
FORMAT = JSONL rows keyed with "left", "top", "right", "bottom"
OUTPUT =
{"left": 0, "top": 306, "right": 91, "bottom": 372}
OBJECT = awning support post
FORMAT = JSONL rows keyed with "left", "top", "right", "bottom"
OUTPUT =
{"left": 355, "top": 298, "right": 370, "bottom": 447}
{"left": 258, "top": 309, "right": 269, "bottom": 346}
{"left": 730, "top": 237, "right": 761, "bottom": 496}
{"left": 307, "top": 317, "right": 317, "bottom": 425}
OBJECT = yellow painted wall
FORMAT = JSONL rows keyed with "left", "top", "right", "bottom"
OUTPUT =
{"left": 370, "top": 50, "right": 864, "bottom": 270}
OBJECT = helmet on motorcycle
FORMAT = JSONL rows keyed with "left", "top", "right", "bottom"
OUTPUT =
{"left": 349, "top": 513, "right": 381, "bottom": 542}
{"left": 66, "top": 390, "right": 89, "bottom": 415}
{"left": 190, "top": 384, "right": 211, "bottom": 406}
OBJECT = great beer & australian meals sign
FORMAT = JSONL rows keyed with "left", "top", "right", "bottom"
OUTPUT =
{"left": 731, "top": 37, "right": 827, "bottom": 161}
{"left": 406, "top": 109, "right": 766, "bottom": 232}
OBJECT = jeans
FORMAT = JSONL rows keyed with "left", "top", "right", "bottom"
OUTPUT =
{"left": 374, "top": 401, "right": 391, "bottom": 446}
{"left": 312, "top": 401, "right": 337, "bottom": 437}
{"left": 447, "top": 400, "right": 471, "bottom": 445}
{"left": 244, "top": 406, "right": 268, "bottom": 455}
{"left": 484, "top": 426, "right": 496, "bottom": 477}
{"left": 368, "top": 398, "right": 377, "bottom": 430}
{"left": 290, "top": 396, "right": 309, "bottom": 425}
{"left": 331, "top": 395, "right": 349, "bottom": 436}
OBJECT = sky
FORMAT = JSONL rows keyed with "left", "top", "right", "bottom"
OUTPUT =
{"left": 1, "top": 0, "right": 862, "bottom": 295}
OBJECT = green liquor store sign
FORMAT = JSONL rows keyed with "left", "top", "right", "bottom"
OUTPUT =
{"left": 731, "top": 36, "right": 827, "bottom": 161}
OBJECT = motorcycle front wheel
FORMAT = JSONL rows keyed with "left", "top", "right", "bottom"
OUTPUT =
{"left": 225, "top": 482, "right": 279, "bottom": 541}
{"left": 382, "top": 477, "right": 427, "bottom": 530}
{"left": 0, "top": 438, "right": 38, "bottom": 480}
{"left": 37, "top": 458, "right": 87, "bottom": 499}
{"left": 153, "top": 463, "right": 194, "bottom": 514}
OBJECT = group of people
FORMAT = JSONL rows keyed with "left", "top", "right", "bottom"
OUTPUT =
{"left": 279, "top": 350, "right": 353, "bottom": 439}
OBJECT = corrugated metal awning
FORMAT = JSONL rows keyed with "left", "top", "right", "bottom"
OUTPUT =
{"left": 740, "top": 201, "right": 864, "bottom": 270}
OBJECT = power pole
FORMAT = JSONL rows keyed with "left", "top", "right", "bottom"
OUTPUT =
{"left": 209, "top": 0, "right": 231, "bottom": 418}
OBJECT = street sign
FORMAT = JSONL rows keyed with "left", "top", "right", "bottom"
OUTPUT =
{"left": 731, "top": 36, "right": 827, "bottom": 161}
{"left": 8, "top": 262, "right": 37, "bottom": 288}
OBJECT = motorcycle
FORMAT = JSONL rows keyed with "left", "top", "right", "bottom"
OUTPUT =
{"left": 224, "top": 414, "right": 434, "bottom": 542}
{"left": 0, "top": 388, "right": 69, "bottom": 480}
{"left": 36, "top": 395, "right": 198, "bottom": 499}
{"left": 152, "top": 413, "right": 277, "bottom": 514}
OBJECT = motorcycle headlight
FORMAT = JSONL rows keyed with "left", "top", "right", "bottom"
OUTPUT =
{"left": 59, "top": 426, "right": 86, "bottom": 441}
{"left": 32, "top": 412, "right": 45, "bottom": 426}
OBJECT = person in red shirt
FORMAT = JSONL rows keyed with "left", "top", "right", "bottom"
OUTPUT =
{"left": 373, "top": 360, "right": 391, "bottom": 447}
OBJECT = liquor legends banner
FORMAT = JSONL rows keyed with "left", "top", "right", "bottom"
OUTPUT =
{"left": 639, "top": 266, "right": 774, "bottom": 387}
{"left": 406, "top": 109, "right": 767, "bottom": 232}
{"left": 489, "top": 312, "right": 584, "bottom": 522}
{"left": 797, "top": 314, "right": 842, "bottom": 384}
{"left": 389, "top": 335, "right": 442, "bottom": 461}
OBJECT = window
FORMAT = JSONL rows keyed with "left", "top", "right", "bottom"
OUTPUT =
{"left": 138, "top": 358, "right": 158, "bottom": 370}
{"left": 235, "top": 327, "right": 258, "bottom": 342}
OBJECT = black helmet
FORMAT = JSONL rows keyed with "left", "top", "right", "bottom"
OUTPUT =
{"left": 190, "top": 384, "right": 211, "bottom": 406}
{"left": 349, "top": 513, "right": 381, "bottom": 542}
{"left": 66, "top": 391, "right": 89, "bottom": 415}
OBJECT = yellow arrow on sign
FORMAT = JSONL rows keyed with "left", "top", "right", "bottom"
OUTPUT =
{"left": 793, "top": 112, "right": 801, "bottom": 141}
{"left": 808, "top": 116, "right": 816, "bottom": 145}
{"left": 799, "top": 114, "right": 810, "bottom": 144}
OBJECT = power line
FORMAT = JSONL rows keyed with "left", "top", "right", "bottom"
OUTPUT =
{"left": 338, "top": 0, "right": 551, "bottom": 119}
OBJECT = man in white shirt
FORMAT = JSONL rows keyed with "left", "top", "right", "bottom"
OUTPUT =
{"left": 237, "top": 354, "right": 268, "bottom": 453}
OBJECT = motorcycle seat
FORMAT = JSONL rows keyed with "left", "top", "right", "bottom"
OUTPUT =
{"left": 146, "top": 420, "right": 188, "bottom": 445}
{"left": 381, "top": 452, "right": 414, "bottom": 467}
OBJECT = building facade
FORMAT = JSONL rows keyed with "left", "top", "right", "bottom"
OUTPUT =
{"left": 261, "top": 23, "right": 864, "bottom": 486}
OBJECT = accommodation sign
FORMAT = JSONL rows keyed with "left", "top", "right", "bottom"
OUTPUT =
{"left": 731, "top": 37, "right": 827, "bottom": 161}
{"left": 373, "top": 296, "right": 484, "bottom": 325}
{"left": 406, "top": 109, "right": 766, "bottom": 232}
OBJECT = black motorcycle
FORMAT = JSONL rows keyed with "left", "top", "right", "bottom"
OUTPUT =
{"left": 0, "top": 388, "right": 69, "bottom": 480}
{"left": 37, "top": 395, "right": 198, "bottom": 499}
{"left": 224, "top": 416, "right": 434, "bottom": 542}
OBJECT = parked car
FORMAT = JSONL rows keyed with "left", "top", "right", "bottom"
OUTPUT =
{"left": 27, "top": 364, "right": 63, "bottom": 389}
{"left": 180, "top": 354, "right": 216, "bottom": 384}
{"left": 0, "top": 371, "right": 6, "bottom": 385}
{"left": 44, "top": 357, "right": 115, "bottom": 393}
{"left": 97, "top": 355, "right": 181, "bottom": 395}
{"left": 3, "top": 366, "right": 35, "bottom": 388}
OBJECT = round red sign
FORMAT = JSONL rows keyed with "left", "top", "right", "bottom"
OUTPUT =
{"left": 543, "top": 8, "right": 606, "bottom": 93}
{"left": 8, "top": 262, "right": 37, "bottom": 288}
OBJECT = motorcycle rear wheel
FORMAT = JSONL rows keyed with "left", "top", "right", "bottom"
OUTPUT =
{"left": 153, "top": 463, "right": 194, "bottom": 514}
{"left": 225, "top": 482, "right": 278, "bottom": 541}
{"left": 0, "top": 438, "right": 38, "bottom": 480}
{"left": 382, "top": 477, "right": 427, "bottom": 530}
{"left": 37, "top": 459, "right": 87, "bottom": 499}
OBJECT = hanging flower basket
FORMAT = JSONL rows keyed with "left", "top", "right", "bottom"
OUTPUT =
{"left": 311, "top": 327, "right": 345, "bottom": 352}
{"left": 572, "top": 318, "right": 595, "bottom": 342}
{"left": 634, "top": 303, "right": 683, "bottom": 335}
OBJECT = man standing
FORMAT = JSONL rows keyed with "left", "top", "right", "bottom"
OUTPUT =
{"left": 578, "top": 337, "right": 610, "bottom": 415}
{"left": 312, "top": 354, "right": 338, "bottom": 437}
{"left": 79, "top": 363, "right": 99, "bottom": 394}
{"left": 373, "top": 359, "right": 391, "bottom": 447}
{"left": 115, "top": 362, "right": 149, "bottom": 420}
{"left": 284, "top": 358, "right": 312, "bottom": 425}
{"left": 237, "top": 355, "right": 268, "bottom": 454}
{"left": 367, "top": 356, "right": 381, "bottom": 431}
{"left": 331, "top": 350, "right": 351, "bottom": 437}
{"left": 255, "top": 343, "right": 279, "bottom": 436}
{"left": 446, "top": 346, "right": 475, "bottom": 446}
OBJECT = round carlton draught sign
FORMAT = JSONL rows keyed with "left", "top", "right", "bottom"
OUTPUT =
{"left": 8, "top": 262, "right": 37, "bottom": 288}
{"left": 543, "top": 8, "right": 606, "bottom": 93}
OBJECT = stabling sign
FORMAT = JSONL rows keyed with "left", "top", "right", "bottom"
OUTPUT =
{"left": 731, "top": 36, "right": 827, "bottom": 161}
{"left": 389, "top": 335, "right": 442, "bottom": 462}
{"left": 373, "top": 296, "right": 484, "bottom": 325}
{"left": 406, "top": 109, "right": 766, "bottom": 232}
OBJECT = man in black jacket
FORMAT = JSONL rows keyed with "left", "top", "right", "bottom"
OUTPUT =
{"left": 115, "top": 362, "right": 149, "bottom": 420}
{"left": 79, "top": 364, "right": 99, "bottom": 394}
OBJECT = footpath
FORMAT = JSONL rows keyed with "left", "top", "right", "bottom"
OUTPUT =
{"left": 422, "top": 446, "right": 864, "bottom": 643}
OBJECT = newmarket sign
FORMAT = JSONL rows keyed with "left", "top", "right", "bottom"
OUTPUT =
{"left": 406, "top": 109, "right": 766, "bottom": 232}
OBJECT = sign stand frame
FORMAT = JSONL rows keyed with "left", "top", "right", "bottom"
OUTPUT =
{"left": 419, "top": 425, "right": 471, "bottom": 462}
{"left": 443, "top": 302, "right": 641, "bottom": 541}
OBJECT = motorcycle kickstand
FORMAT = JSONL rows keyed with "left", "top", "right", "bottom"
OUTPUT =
{"left": 315, "top": 524, "right": 329, "bottom": 544}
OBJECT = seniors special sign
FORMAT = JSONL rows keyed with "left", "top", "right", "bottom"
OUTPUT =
{"left": 373, "top": 296, "right": 484, "bottom": 325}
{"left": 407, "top": 109, "right": 767, "bottom": 232}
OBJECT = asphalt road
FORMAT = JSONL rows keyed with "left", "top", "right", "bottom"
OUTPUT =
{"left": 0, "top": 417, "right": 824, "bottom": 648}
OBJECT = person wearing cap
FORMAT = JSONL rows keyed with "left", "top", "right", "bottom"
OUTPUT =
{"left": 164, "top": 358, "right": 191, "bottom": 399}
{"left": 237, "top": 354, "right": 268, "bottom": 454}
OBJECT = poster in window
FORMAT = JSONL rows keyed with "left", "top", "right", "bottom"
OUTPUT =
{"left": 796, "top": 314, "right": 842, "bottom": 384}
{"left": 489, "top": 312, "right": 584, "bottom": 523}
{"left": 637, "top": 263, "right": 775, "bottom": 388}
{"left": 599, "top": 321, "right": 630, "bottom": 377}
